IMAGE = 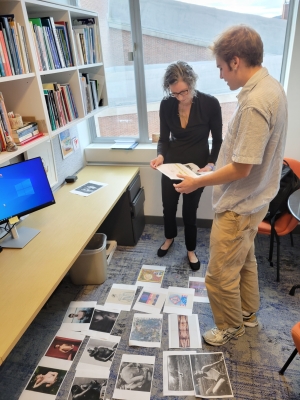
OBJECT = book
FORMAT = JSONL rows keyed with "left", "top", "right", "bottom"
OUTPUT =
{"left": 0, "top": 30, "right": 12, "bottom": 75}
{"left": 29, "top": 21, "right": 42, "bottom": 71}
{"left": 12, "top": 129, "right": 39, "bottom": 143}
{"left": 12, "top": 122, "right": 38, "bottom": 137}
{"left": 40, "top": 17, "right": 62, "bottom": 69}
{"left": 89, "top": 79, "right": 98, "bottom": 109}
{"left": 156, "top": 163, "right": 213, "bottom": 180}
{"left": 15, "top": 132, "right": 43, "bottom": 146}
{"left": 55, "top": 21, "right": 73, "bottom": 66}
{"left": 8, "top": 19, "right": 24, "bottom": 74}
{"left": 16, "top": 23, "right": 29, "bottom": 73}
{"left": 20, "top": 25, "right": 31, "bottom": 73}
{"left": 29, "top": 19, "right": 48, "bottom": 71}
{"left": 0, "top": 15, "right": 20, "bottom": 74}
{"left": 111, "top": 140, "right": 138, "bottom": 150}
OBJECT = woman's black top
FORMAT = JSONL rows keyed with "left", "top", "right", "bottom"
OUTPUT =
{"left": 157, "top": 90, "right": 223, "bottom": 167}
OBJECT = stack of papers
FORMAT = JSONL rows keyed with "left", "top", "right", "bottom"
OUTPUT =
{"left": 111, "top": 139, "right": 138, "bottom": 150}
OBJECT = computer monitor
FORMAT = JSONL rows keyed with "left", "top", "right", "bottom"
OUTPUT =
{"left": 0, "top": 157, "right": 55, "bottom": 248}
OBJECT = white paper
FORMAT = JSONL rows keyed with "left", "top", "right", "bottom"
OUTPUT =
{"left": 104, "top": 284, "right": 138, "bottom": 311}
{"left": 163, "top": 351, "right": 196, "bottom": 396}
{"left": 133, "top": 287, "right": 167, "bottom": 314}
{"left": 87, "top": 305, "right": 120, "bottom": 339}
{"left": 136, "top": 265, "right": 166, "bottom": 288}
{"left": 168, "top": 314, "right": 202, "bottom": 349}
{"left": 77, "top": 335, "right": 120, "bottom": 373}
{"left": 190, "top": 352, "right": 234, "bottom": 398}
{"left": 189, "top": 276, "right": 210, "bottom": 303}
{"left": 61, "top": 301, "right": 97, "bottom": 332}
{"left": 19, "top": 356, "right": 68, "bottom": 399}
{"left": 70, "top": 180, "right": 107, "bottom": 197}
{"left": 129, "top": 314, "right": 163, "bottom": 348}
{"left": 156, "top": 163, "right": 213, "bottom": 180}
{"left": 113, "top": 354, "right": 155, "bottom": 400}
{"left": 67, "top": 368, "right": 109, "bottom": 400}
{"left": 163, "top": 286, "right": 195, "bottom": 315}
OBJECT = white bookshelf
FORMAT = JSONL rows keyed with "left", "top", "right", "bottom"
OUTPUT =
{"left": 0, "top": 0, "right": 107, "bottom": 186}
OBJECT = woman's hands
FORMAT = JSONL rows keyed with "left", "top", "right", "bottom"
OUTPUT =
{"left": 150, "top": 155, "right": 164, "bottom": 169}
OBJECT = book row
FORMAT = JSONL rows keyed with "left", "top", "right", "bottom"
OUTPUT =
{"left": 0, "top": 14, "right": 31, "bottom": 77}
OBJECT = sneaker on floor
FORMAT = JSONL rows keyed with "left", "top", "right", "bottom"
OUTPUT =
{"left": 243, "top": 312, "right": 258, "bottom": 327}
{"left": 203, "top": 325, "right": 245, "bottom": 346}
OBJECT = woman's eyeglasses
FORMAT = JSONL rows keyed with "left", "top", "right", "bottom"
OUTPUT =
{"left": 169, "top": 89, "right": 189, "bottom": 98}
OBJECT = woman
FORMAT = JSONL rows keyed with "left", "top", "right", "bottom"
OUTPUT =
{"left": 33, "top": 371, "right": 58, "bottom": 388}
{"left": 150, "top": 61, "right": 222, "bottom": 270}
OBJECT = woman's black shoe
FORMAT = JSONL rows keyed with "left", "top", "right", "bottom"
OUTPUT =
{"left": 188, "top": 252, "right": 200, "bottom": 271}
{"left": 157, "top": 239, "right": 174, "bottom": 257}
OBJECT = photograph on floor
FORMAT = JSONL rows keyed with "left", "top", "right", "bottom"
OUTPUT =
{"left": 113, "top": 354, "right": 155, "bottom": 400}
{"left": 77, "top": 336, "right": 120, "bottom": 372}
{"left": 190, "top": 352, "right": 233, "bottom": 398}
{"left": 61, "top": 301, "right": 96, "bottom": 331}
{"left": 188, "top": 276, "right": 210, "bottom": 303}
{"left": 87, "top": 306, "right": 120, "bottom": 338}
{"left": 67, "top": 369, "right": 109, "bottom": 400}
{"left": 104, "top": 283, "right": 138, "bottom": 311}
{"left": 129, "top": 313, "right": 163, "bottom": 347}
{"left": 163, "top": 351, "right": 196, "bottom": 396}
{"left": 44, "top": 330, "right": 84, "bottom": 361}
{"left": 163, "top": 287, "right": 195, "bottom": 315}
{"left": 132, "top": 287, "right": 167, "bottom": 314}
{"left": 168, "top": 314, "right": 202, "bottom": 349}
{"left": 136, "top": 265, "right": 166, "bottom": 287}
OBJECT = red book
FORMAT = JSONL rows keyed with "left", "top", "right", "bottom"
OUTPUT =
{"left": 0, "top": 30, "right": 12, "bottom": 76}
{"left": 16, "top": 132, "right": 44, "bottom": 146}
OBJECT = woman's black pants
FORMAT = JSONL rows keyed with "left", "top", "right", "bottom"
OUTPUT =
{"left": 161, "top": 174, "right": 204, "bottom": 251}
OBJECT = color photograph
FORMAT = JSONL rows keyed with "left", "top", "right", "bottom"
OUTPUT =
{"left": 168, "top": 314, "right": 202, "bottom": 349}
{"left": 104, "top": 284, "right": 137, "bottom": 311}
{"left": 45, "top": 335, "right": 82, "bottom": 361}
{"left": 136, "top": 265, "right": 166, "bottom": 288}
{"left": 59, "top": 130, "right": 73, "bottom": 159}
{"left": 188, "top": 277, "right": 210, "bottom": 303}
{"left": 129, "top": 314, "right": 163, "bottom": 347}
{"left": 139, "top": 291, "right": 159, "bottom": 305}
{"left": 133, "top": 287, "right": 167, "bottom": 314}
{"left": 24, "top": 365, "right": 67, "bottom": 396}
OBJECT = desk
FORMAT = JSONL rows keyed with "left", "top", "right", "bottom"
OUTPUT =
{"left": 288, "top": 189, "right": 300, "bottom": 296}
{"left": 0, "top": 165, "right": 139, "bottom": 365}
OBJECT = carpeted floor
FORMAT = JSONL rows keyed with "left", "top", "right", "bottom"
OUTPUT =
{"left": 0, "top": 224, "right": 300, "bottom": 400}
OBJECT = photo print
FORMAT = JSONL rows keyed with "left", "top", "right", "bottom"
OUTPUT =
{"left": 133, "top": 287, "right": 167, "bottom": 314}
{"left": 44, "top": 330, "right": 84, "bottom": 363}
{"left": 104, "top": 283, "right": 137, "bottom": 311}
{"left": 163, "top": 287, "right": 195, "bottom": 315}
{"left": 67, "top": 369, "right": 109, "bottom": 400}
{"left": 87, "top": 306, "right": 120, "bottom": 339}
{"left": 19, "top": 357, "right": 68, "bottom": 400}
{"left": 189, "top": 277, "right": 209, "bottom": 303}
{"left": 70, "top": 180, "right": 107, "bottom": 197}
{"left": 136, "top": 265, "right": 166, "bottom": 288}
{"left": 113, "top": 354, "right": 155, "bottom": 400}
{"left": 129, "top": 314, "right": 163, "bottom": 348}
{"left": 190, "top": 352, "right": 233, "bottom": 398}
{"left": 61, "top": 301, "right": 96, "bottom": 331}
{"left": 59, "top": 130, "right": 73, "bottom": 159}
{"left": 163, "top": 351, "right": 196, "bottom": 396}
{"left": 77, "top": 335, "right": 120, "bottom": 372}
{"left": 168, "top": 314, "right": 202, "bottom": 349}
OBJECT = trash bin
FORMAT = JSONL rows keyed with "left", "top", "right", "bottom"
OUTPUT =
{"left": 69, "top": 233, "right": 107, "bottom": 285}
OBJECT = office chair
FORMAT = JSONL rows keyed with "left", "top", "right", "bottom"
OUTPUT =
{"left": 279, "top": 322, "right": 300, "bottom": 375}
{"left": 257, "top": 158, "right": 300, "bottom": 282}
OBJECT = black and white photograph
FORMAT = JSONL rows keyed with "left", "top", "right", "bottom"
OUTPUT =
{"left": 190, "top": 352, "right": 233, "bottom": 398}
{"left": 67, "top": 369, "right": 109, "bottom": 400}
{"left": 168, "top": 314, "right": 202, "bottom": 349}
{"left": 61, "top": 301, "right": 96, "bottom": 331}
{"left": 87, "top": 306, "right": 120, "bottom": 338}
{"left": 129, "top": 313, "right": 163, "bottom": 347}
{"left": 104, "top": 283, "right": 137, "bottom": 311}
{"left": 70, "top": 180, "right": 107, "bottom": 197}
{"left": 113, "top": 354, "right": 155, "bottom": 400}
{"left": 132, "top": 286, "right": 167, "bottom": 314}
{"left": 163, "top": 351, "right": 196, "bottom": 396}
{"left": 77, "top": 336, "right": 120, "bottom": 372}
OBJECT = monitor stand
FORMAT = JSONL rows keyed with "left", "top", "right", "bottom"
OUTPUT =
{"left": 1, "top": 226, "right": 40, "bottom": 249}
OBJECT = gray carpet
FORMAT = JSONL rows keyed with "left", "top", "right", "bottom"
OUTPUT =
{"left": 0, "top": 224, "right": 300, "bottom": 400}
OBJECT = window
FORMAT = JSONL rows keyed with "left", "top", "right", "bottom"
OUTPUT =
{"left": 80, "top": 0, "right": 291, "bottom": 142}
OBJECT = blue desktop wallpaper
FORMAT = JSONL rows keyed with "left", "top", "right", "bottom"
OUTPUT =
{"left": 0, "top": 158, "right": 55, "bottom": 223}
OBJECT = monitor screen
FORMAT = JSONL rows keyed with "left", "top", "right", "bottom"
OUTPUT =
{"left": 0, "top": 157, "right": 55, "bottom": 225}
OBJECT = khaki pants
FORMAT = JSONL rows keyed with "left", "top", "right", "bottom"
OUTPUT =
{"left": 205, "top": 205, "right": 268, "bottom": 329}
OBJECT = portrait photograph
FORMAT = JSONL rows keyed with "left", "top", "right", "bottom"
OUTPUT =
{"left": 45, "top": 335, "right": 82, "bottom": 361}
{"left": 88, "top": 308, "right": 119, "bottom": 334}
{"left": 77, "top": 336, "right": 119, "bottom": 371}
{"left": 24, "top": 365, "right": 67, "bottom": 396}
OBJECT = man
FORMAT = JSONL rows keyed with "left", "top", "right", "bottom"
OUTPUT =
{"left": 174, "top": 25, "right": 287, "bottom": 346}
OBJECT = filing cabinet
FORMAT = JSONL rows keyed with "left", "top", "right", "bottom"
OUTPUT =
{"left": 98, "top": 173, "right": 145, "bottom": 246}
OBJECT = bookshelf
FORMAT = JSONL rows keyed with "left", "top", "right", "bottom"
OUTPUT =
{"left": 0, "top": 0, "right": 107, "bottom": 185}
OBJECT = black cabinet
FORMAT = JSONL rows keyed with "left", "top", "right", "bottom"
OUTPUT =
{"left": 98, "top": 173, "right": 145, "bottom": 246}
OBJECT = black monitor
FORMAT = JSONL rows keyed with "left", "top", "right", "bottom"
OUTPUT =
{"left": 0, "top": 157, "right": 55, "bottom": 248}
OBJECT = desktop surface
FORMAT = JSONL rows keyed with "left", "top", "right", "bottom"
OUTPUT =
{"left": 0, "top": 165, "right": 139, "bottom": 365}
